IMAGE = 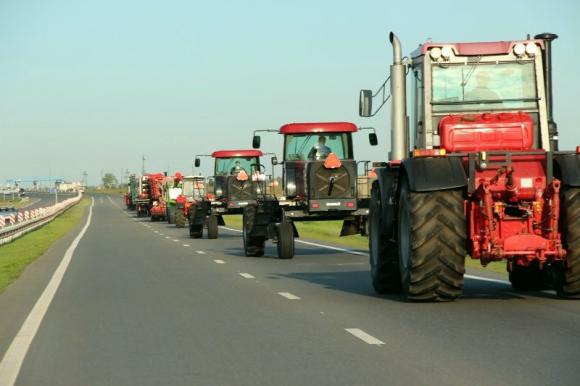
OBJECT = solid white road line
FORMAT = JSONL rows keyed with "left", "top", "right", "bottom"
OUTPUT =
{"left": 239, "top": 273, "right": 255, "bottom": 279}
{"left": 345, "top": 328, "right": 385, "bottom": 346}
{"left": 464, "top": 274, "right": 510, "bottom": 285}
{"left": 278, "top": 292, "right": 301, "bottom": 300}
{"left": 214, "top": 259, "right": 225, "bottom": 264}
{"left": 182, "top": 244, "right": 190, "bottom": 247}
{"left": 196, "top": 250, "right": 206, "bottom": 255}
{"left": 0, "top": 197, "right": 95, "bottom": 386}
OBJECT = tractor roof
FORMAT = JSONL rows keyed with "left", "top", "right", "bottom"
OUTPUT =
{"left": 279, "top": 122, "right": 357, "bottom": 134}
{"left": 411, "top": 39, "right": 544, "bottom": 58}
{"left": 211, "top": 150, "right": 263, "bottom": 158}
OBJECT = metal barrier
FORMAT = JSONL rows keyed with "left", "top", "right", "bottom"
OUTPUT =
{"left": 0, "top": 194, "right": 83, "bottom": 246}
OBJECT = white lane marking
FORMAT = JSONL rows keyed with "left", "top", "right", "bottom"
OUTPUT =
{"left": 464, "top": 274, "right": 510, "bottom": 285}
{"left": 159, "top": 233, "right": 165, "bottom": 236}
{"left": 223, "top": 226, "right": 509, "bottom": 284}
{"left": 173, "top": 239, "right": 179, "bottom": 242}
{"left": 239, "top": 273, "right": 255, "bottom": 279}
{"left": 345, "top": 328, "right": 385, "bottom": 346}
{"left": 183, "top": 244, "right": 190, "bottom": 247}
{"left": 214, "top": 259, "right": 225, "bottom": 264}
{"left": 165, "top": 236, "right": 171, "bottom": 239}
{"left": 278, "top": 292, "right": 300, "bottom": 300}
{"left": 0, "top": 197, "right": 95, "bottom": 386}
{"left": 196, "top": 250, "right": 206, "bottom": 255}
{"left": 154, "top": 231, "right": 160, "bottom": 234}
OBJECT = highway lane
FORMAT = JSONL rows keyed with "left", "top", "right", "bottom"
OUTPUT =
{"left": 22, "top": 192, "right": 77, "bottom": 210}
{"left": 2, "top": 195, "right": 580, "bottom": 385}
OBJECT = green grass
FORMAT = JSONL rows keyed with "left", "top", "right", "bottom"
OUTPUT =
{"left": 223, "top": 214, "right": 506, "bottom": 274}
{"left": 0, "top": 197, "right": 30, "bottom": 209}
{"left": 0, "top": 197, "right": 90, "bottom": 294}
{"left": 86, "top": 187, "right": 125, "bottom": 195}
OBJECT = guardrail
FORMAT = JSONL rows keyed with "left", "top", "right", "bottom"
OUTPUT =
{"left": 0, "top": 193, "right": 83, "bottom": 246}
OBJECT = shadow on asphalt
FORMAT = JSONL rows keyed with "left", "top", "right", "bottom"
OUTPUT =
{"left": 276, "top": 270, "right": 559, "bottom": 302}
{"left": 222, "top": 245, "right": 342, "bottom": 259}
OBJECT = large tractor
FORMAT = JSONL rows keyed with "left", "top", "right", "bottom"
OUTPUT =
{"left": 133, "top": 173, "right": 166, "bottom": 220}
{"left": 245, "top": 122, "right": 377, "bottom": 259}
{"left": 359, "top": 32, "right": 579, "bottom": 301}
{"left": 191, "top": 150, "right": 266, "bottom": 239}
{"left": 124, "top": 174, "right": 138, "bottom": 210}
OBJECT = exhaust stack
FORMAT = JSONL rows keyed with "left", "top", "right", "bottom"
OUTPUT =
{"left": 389, "top": 32, "right": 408, "bottom": 161}
{"left": 534, "top": 32, "right": 558, "bottom": 151}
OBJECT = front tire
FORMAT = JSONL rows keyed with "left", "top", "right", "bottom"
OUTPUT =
{"left": 397, "top": 178, "right": 466, "bottom": 301}
{"left": 175, "top": 208, "right": 186, "bottom": 228}
{"left": 277, "top": 220, "right": 294, "bottom": 259}
{"left": 207, "top": 215, "right": 219, "bottom": 239}
{"left": 369, "top": 183, "right": 401, "bottom": 294}
{"left": 554, "top": 188, "right": 580, "bottom": 298}
{"left": 243, "top": 207, "right": 265, "bottom": 257}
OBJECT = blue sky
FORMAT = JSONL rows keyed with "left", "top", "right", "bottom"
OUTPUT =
{"left": 1, "top": 0, "right": 579, "bottom": 184}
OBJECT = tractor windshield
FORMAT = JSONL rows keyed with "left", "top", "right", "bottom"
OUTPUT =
{"left": 284, "top": 133, "right": 351, "bottom": 161}
{"left": 183, "top": 178, "right": 205, "bottom": 199}
{"left": 431, "top": 62, "right": 537, "bottom": 112}
{"left": 214, "top": 157, "right": 260, "bottom": 176}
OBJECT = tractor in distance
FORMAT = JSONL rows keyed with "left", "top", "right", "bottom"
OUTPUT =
{"left": 133, "top": 173, "right": 166, "bottom": 220}
{"left": 245, "top": 122, "right": 378, "bottom": 259}
{"left": 173, "top": 175, "right": 207, "bottom": 229}
{"left": 359, "top": 31, "right": 579, "bottom": 301}
{"left": 124, "top": 174, "right": 138, "bottom": 210}
{"left": 191, "top": 150, "right": 266, "bottom": 239}
{"left": 163, "top": 172, "right": 184, "bottom": 225}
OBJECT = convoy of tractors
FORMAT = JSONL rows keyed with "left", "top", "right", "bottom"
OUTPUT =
{"left": 124, "top": 32, "right": 579, "bottom": 302}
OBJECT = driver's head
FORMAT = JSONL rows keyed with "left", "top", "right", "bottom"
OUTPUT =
{"left": 235, "top": 161, "right": 240, "bottom": 167}
{"left": 318, "top": 135, "right": 326, "bottom": 145}
{"left": 476, "top": 72, "right": 490, "bottom": 87}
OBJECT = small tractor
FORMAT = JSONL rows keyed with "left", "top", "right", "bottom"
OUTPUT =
{"left": 174, "top": 175, "right": 206, "bottom": 229}
{"left": 359, "top": 32, "right": 579, "bottom": 301}
{"left": 191, "top": 150, "right": 266, "bottom": 239}
{"left": 124, "top": 174, "right": 138, "bottom": 210}
{"left": 245, "top": 122, "right": 377, "bottom": 259}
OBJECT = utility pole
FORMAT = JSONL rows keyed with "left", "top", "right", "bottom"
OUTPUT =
{"left": 142, "top": 156, "right": 146, "bottom": 174}
{"left": 82, "top": 171, "right": 88, "bottom": 189}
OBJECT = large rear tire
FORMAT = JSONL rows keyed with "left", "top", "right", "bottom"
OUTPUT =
{"left": 243, "top": 207, "right": 265, "bottom": 257}
{"left": 554, "top": 188, "right": 580, "bottom": 298}
{"left": 175, "top": 208, "right": 186, "bottom": 228}
{"left": 277, "top": 220, "right": 294, "bottom": 259}
{"left": 369, "top": 183, "right": 401, "bottom": 294}
{"left": 397, "top": 178, "right": 466, "bottom": 301}
{"left": 207, "top": 215, "right": 219, "bottom": 239}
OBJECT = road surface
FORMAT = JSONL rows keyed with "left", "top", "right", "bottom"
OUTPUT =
{"left": 0, "top": 195, "right": 579, "bottom": 386}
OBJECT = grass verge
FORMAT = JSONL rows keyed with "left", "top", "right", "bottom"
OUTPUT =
{"left": 0, "top": 197, "right": 90, "bottom": 294}
{"left": 222, "top": 214, "right": 506, "bottom": 274}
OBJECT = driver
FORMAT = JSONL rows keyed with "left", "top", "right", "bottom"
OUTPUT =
{"left": 230, "top": 160, "right": 246, "bottom": 175}
{"left": 465, "top": 72, "right": 501, "bottom": 101}
{"left": 308, "top": 135, "right": 332, "bottom": 160}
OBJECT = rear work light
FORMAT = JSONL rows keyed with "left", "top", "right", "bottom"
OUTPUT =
{"left": 311, "top": 202, "right": 320, "bottom": 209}
{"left": 346, "top": 201, "right": 355, "bottom": 208}
{"left": 413, "top": 148, "right": 447, "bottom": 158}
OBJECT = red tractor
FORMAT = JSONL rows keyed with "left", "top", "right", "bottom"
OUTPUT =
{"left": 173, "top": 176, "right": 207, "bottom": 229}
{"left": 191, "top": 150, "right": 266, "bottom": 239}
{"left": 359, "top": 32, "right": 579, "bottom": 301}
{"left": 245, "top": 122, "right": 377, "bottom": 259}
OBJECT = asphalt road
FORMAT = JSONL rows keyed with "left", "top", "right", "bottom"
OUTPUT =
{"left": 22, "top": 192, "right": 77, "bottom": 210}
{"left": 1, "top": 195, "right": 579, "bottom": 386}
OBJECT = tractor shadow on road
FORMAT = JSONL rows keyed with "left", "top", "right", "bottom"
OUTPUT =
{"left": 223, "top": 245, "right": 341, "bottom": 259}
{"left": 276, "top": 270, "right": 559, "bottom": 302}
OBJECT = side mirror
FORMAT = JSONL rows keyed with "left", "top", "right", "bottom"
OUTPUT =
{"left": 252, "top": 135, "right": 261, "bottom": 149}
{"left": 369, "top": 133, "right": 378, "bottom": 146}
{"left": 194, "top": 158, "right": 200, "bottom": 167}
{"left": 359, "top": 89, "right": 373, "bottom": 117}
{"left": 271, "top": 156, "right": 278, "bottom": 166}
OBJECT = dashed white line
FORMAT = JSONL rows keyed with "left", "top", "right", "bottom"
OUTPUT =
{"left": 345, "top": 328, "right": 385, "bottom": 346}
{"left": 214, "top": 259, "right": 225, "bottom": 264}
{"left": 154, "top": 231, "right": 159, "bottom": 234}
{"left": 278, "top": 292, "right": 300, "bottom": 300}
{"left": 165, "top": 236, "right": 171, "bottom": 239}
{"left": 239, "top": 273, "right": 255, "bottom": 279}
{"left": 183, "top": 244, "right": 190, "bottom": 247}
{"left": 173, "top": 239, "right": 179, "bottom": 242}
{"left": 196, "top": 250, "right": 206, "bottom": 255}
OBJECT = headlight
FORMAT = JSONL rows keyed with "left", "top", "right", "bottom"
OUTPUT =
{"left": 441, "top": 46, "right": 453, "bottom": 60}
{"left": 430, "top": 47, "right": 442, "bottom": 60}
{"left": 525, "top": 42, "right": 537, "bottom": 56}
{"left": 513, "top": 43, "right": 526, "bottom": 57}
